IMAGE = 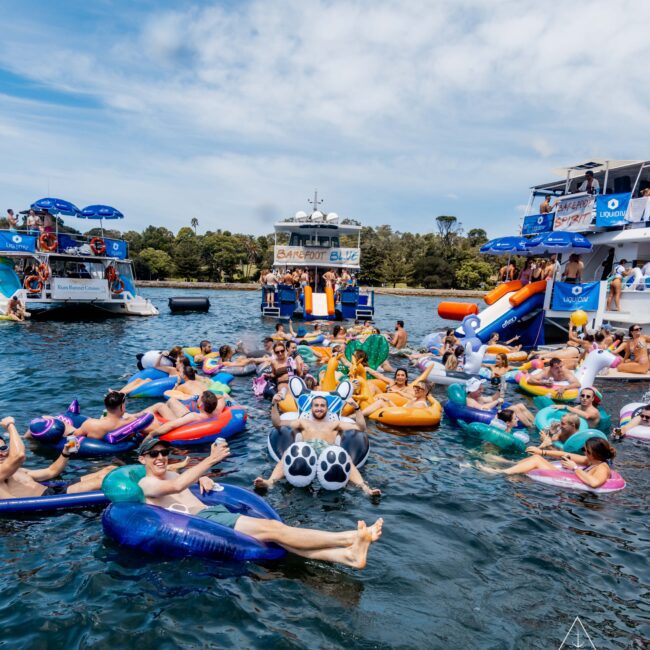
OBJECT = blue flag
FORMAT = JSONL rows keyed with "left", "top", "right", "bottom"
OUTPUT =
{"left": 0, "top": 231, "right": 36, "bottom": 253}
{"left": 522, "top": 213, "right": 554, "bottom": 235}
{"left": 551, "top": 282, "right": 600, "bottom": 311}
{"left": 57, "top": 233, "right": 81, "bottom": 252}
{"left": 596, "top": 192, "right": 631, "bottom": 227}
{"left": 104, "top": 238, "right": 128, "bottom": 259}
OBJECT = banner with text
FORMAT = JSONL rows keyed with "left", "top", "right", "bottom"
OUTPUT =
{"left": 595, "top": 192, "right": 631, "bottom": 227}
{"left": 0, "top": 231, "right": 36, "bottom": 253}
{"left": 553, "top": 194, "right": 594, "bottom": 232}
{"left": 274, "top": 246, "right": 360, "bottom": 268}
{"left": 50, "top": 278, "right": 110, "bottom": 301}
{"left": 551, "top": 281, "right": 600, "bottom": 311}
{"left": 522, "top": 212, "right": 554, "bottom": 235}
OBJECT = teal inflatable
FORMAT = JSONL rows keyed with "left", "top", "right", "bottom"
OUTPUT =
{"left": 457, "top": 419, "right": 529, "bottom": 452}
{"left": 533, "top": 396, "right": 611, "bottom": 434}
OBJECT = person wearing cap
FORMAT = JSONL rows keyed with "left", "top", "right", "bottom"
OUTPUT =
{"left": 0, "top": 416, "right": 117, "bottom": 499}
{"left": 551, "top": 388, "right": 601, "bottom": 429}
{"left": 465, "top": 377, "right": 535, "bottom": 427}
{"left": 137, "top": 437, "right": 383, "bottom": 569}
{"left": 578, "top": 171, "right": 600, "bottom": 195}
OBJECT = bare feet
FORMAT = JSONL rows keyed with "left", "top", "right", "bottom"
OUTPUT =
{"left": 345, "top": 518, "right": 384, "bottom": 569}
{"left": 253, "top": 476, "right": 273, "bottom": 491}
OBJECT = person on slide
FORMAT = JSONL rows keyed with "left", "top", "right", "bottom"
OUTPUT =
{"left": 138, "top": 437, "right": 383, "bottom": 569}
{"left": 0, "top": 417, "right": 116, "bottom": 498}
{"left": 526, "top": 357, "right": 581, "bottom": 398}
{"left": 141, "top": 391, "right": 226, "bottom": 440}
{"left": 550, "top": 388, "right": 601, "bottom": 429}
{"left": 255, "top": 394, "right": 380, "bottom": 497}
{"left": 479, "top": 438, "right": 618, "bottom": 490}
{"left": 465, "top": 378, "right": 534, "bottom": 427}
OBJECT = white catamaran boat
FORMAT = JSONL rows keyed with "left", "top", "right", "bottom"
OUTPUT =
{"left": 0, "top": 198, "right": 157, "bottom": 318}
{"left": 261, "top": 193, "right": 375, "bottom": 321}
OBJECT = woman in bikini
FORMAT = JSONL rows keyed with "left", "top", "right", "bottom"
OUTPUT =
{"left": 615, "top": 324, "right": 650, "bottom": 374}
{"left": 268, "top": 342, "right": 294, "bottom": 397}
{"left": 606, "top": 259, "right": 632, "bottom": 312}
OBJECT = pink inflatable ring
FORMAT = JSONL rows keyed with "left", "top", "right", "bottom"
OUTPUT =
{"left": 527, "top": 461, "right": 625, "bottom": 494}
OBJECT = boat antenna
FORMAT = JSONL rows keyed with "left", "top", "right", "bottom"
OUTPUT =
{"left": 308, "top": 189, "right": 323, "bottom": 213}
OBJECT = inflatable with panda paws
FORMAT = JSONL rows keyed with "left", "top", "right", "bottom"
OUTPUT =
{"left": 268, "top": 377, "right": 370, "bottom": 490}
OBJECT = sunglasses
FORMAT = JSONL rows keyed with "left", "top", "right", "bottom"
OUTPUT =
{"left": 632, "top": 327, "right": 642, "bottom": 332}
{"left": 146, "top": 449, "right": 171, "bottom": 458}
{"left": 580, "top": 394, "right": 593, "bottom": 399}
{"left": 0, "top": 443, "right": 7, "bottom": 452}
{"left": 640, "top": 414, "right": 650, "bottom": 422}
{"left": 274, "top": 349, "right": 285, "bottom": 353}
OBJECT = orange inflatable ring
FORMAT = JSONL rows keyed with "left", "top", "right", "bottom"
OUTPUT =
{"left": 110, "top": 278, "right": 125, "bottom": 295}
{"left": 24, "top": 275, "right": 43, "bottom": 294}
{"left": 90, "top": 237, "right": 106, "bottom": 255}
{"left": 39, "top": 232, "right": 57, "bottom": 252}
{"left": 105, "top": 265, "right": 117, "bottom": 282}
{"left": 37, "top": 263, "right": 50, "bottom": 281}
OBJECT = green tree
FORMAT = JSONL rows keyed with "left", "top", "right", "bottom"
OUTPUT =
{"left": 173, "top": 227, "right": 202, "bottom": 280}
{"left": 454, "top": 259, "right": 494, "bottom": 290}
{"left": 141, "top": 226, "right": 175, "bottom": 254}
{"left": 380, "top": 250, "right": 413, "bottom": 287}
{"left": 136, "top": 247, "right": 174, "bottom": 280}
{"left": 467, "top": 228, "right": 488, "bottom": 248}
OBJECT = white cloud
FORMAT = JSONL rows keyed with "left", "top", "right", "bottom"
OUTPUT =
{"left": 0, "top": 0, "right": 649, "bottom": 236}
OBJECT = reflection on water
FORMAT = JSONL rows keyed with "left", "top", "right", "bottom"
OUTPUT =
{"left": 0, "top": 289, "right": 648, "bottom": 648}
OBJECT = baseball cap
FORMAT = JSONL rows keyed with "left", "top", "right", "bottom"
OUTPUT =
{"left": 137, "top": 437, "right": 170, "bottom": 456}
{"left": 466, "top": 377, "right": 485, "bottom": 393}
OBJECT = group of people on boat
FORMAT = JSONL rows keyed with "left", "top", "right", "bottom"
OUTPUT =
{"left": 260, "top": 267, "right": 356, "bottom": 307}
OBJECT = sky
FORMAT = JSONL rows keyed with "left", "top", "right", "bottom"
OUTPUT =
{"left": 1, "top": 0, "right": 649, "bottom": 237}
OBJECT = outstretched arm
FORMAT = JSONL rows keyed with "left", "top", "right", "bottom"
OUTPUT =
{"left": 0, "top": 417, "right": 26, "bottom": 481}
{"left": 25, "top": 453, "right": 71, "bottom": 481}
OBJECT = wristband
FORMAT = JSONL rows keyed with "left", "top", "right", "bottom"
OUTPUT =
{"left": 62, "top": 452, "right": 71, "bottom": 458}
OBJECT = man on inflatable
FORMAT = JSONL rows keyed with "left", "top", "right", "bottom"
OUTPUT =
{"left": 141, "top": 391, "right": 225, "bottom": 439}
{"left": 0, "top": 417, "right": 116, "bottom": 498}
{"left": 526, "top": 358, "right": 580, "bottom": 398}
{"left": 465, "top": 377, "right": 535, "bottom": 427}
{"left": 254, "top": 393, "right": 381, "bottom": 497}
{"left": 137, "top": 437, "right": 383, "bottom": 569}
{"left": 539, "top": 413, "right": 581, "bottom": 448}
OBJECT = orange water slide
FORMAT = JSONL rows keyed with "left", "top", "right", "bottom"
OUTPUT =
{"left": 483, "top": 280, "right": 523, "bottom": 305}
{"left": 509, "top": 280, "right": 547, "bottom": 307}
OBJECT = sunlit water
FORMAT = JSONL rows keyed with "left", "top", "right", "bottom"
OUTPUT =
{"left": 0, "top": 289, "right": 648, "bottom": 649}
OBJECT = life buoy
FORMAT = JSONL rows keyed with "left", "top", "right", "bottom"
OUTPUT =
{"left": 24, "top": 275, "right": 43, "bottom": 294}
{"left": 39, "top": 232, "right": 57, "bottom": 252}
{"left": 38, "top": 263, "right": 50, "bottom": 281}
{"left": 90, "top": 237, "right": 106, "bottom": 255}
{"left": 111, "top": 278, "right": 125, "bottom": 295}
{"left": 105, "top": 266, "right": 117, "bottom": 282}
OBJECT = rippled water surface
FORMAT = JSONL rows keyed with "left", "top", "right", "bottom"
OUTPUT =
{"left": 1, "top": 289, "right": 649, "bottom": 649}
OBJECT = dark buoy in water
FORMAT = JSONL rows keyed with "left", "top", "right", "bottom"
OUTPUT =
{"left": 168, "top": 297, "right": 210, "bottom": 313}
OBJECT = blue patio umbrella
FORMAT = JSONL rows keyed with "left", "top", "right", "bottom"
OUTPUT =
{"left": 31, "top": 197, "right": 82, "bottom": 217}
{"left": 80, "top": 205, "right": 124, "bottom": 220}
{"left": 479, "top": 236, "right": 532, "bottom": 256}
{"left": 524, "top": 231, "right": 592, "bottom": 255}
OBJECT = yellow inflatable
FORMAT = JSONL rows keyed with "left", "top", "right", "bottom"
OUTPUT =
{"left": 368, "top": 394, "right": 442, "bottom": 427}
{"left": 570, "top": 310, "right": 588, "bottom": 327}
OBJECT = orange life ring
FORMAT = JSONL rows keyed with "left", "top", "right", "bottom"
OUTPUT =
{"left": 24, "top": 275, "right": 43, "bottom": 294}
{"left": 39, "top": 232, "right": 57, "bottom": 252}
{"left": 38, "top": 263, "right": 50, "bottom": 281}
{"left": 105, "top": 265, "right": 117, "bottom": 282}
{"left": 90, "top": 237, "right": 106, "bottom": 255}
{"left": 111, "top": 278, "right": 125, "bottom": 295}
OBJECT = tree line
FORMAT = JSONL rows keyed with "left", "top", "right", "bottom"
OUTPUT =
{"left": 0, "top": 214, "right": 500, "bottom": 289}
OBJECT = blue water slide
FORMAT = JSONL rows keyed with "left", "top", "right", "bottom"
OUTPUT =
{"left": 0, "top": 258, "right": 21, "bottom": 298}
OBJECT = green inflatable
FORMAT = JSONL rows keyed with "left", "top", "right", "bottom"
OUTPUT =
{"left": 345, "top": 335, "right": 390, "bottom": 370}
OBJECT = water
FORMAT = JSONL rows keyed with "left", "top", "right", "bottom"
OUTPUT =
{"left": 1, "top": 289, "right": 649, "bottom": 649}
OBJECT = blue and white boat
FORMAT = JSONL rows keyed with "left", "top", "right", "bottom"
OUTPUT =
{"left": 0, "top": 199, "right": 157, "bottom": 317}
{"left": 261, "top": 193, "right": 375, "bottom": 321}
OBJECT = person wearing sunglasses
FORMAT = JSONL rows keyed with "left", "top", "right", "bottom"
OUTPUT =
{"left": 267, "top": 343, "right": 295, "bottom": 398}
{"left": 0, "top": 417, "right": 116, "bottom": 499}
{"left": 551, "top": 387, "right": 601, "bottom": 429}
{"left": 615, "top": 325, "right": 649, "bottom": 375}
{"left": 614, "top": 404, "right": 650, "bottom": 439}
{"left": 138, "top": 437, "right": 383, "bottom": 569}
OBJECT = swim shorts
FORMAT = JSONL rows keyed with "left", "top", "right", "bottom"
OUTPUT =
{"left": 41, "top": 481, "right": 73, "bottom": 496}
{"left": 310, "top": 438, "right": 329, "bottom": 455}
{"left": 196, "top": 505, "right": 240, "bottom": 529}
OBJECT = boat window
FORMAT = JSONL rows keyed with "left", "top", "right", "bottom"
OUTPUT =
{"left": 117, "top": 262, "right": 134, "bottom": 280}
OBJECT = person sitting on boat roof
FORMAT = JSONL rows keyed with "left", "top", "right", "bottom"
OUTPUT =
{"left": 0, "top": 417, "right": 117, "bottom": 500}
{"left": 139, "top": 437, "right": 383, "bottom": 569}
{"left": 141, "top": 390, "right": 226, "bottom": 440}
{"left": 578, "top": 170, "right": 600, "bottom": 195}
{"left": 465, "top": 378, "right": 535, "bottom": 427}
{"left": 52, "top": 390, "right": 147, "bottom": 441}
{"left": 526, "top": 357, "right": 581, "bottom": 397}
{"left": 255, "top": 393, "right": 380, "bottom": 497}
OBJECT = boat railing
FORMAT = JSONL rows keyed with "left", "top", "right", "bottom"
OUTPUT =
{"left": 0, "top": 228, "right": 128, "bottom": 259}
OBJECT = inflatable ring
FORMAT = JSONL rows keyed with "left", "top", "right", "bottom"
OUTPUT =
{"left": 102, "top": 465, "right": 285, "bottom": 562}
{"left": 105, "top": 266, "right": 117, "bottom": 283}
{"left": 38, "top": 262, "right": 50, "bottom": 281}
{"left": 111, "top": 278, "right": 125, "bottom": 295}
{"left": 24, "top": 275, "right": 43, "bottom": 294}
{"left": 517, "top": 372, "right": 578, "bottom": 402}
{"left": 124, "top": 368, "right": 180, "bottom": 398}
{"left": 619, "top": 402, "right": 650, "bottom": 441}
{"left": 90, "top": 237, "right": 106, "bottom": 255}
{"left": 156, "top": 405, "right": 247, "bottom": 446}
{"left": 443, "top": 383, "right": 518, "bottom": 427}
{"left": 527, "top": 461, "right": 625, "bottom": 493}
{"left": 368, "top": 394, "right": 442, "bottom": 427}
{"left": 457, "top": 420, "right": 528, "bottom": 452}
{"left": 39, "top": 232, "right": 57, "bottom": 252}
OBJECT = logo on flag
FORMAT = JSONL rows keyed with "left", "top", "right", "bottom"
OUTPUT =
{"left": 596, "top": 192, "right": 631, "bottom": 227}
{"left": 571, "top": 286, "right": 583, "bottom": 296}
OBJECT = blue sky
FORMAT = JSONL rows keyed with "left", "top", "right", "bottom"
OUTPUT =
{"left": 1, "top": 0, "right": 649, "bottom": 236}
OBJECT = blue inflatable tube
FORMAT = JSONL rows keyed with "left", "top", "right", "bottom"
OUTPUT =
{"left": 444, "top": 397, "right": 497, "bottom": 425}
{"left": 125, "top": 368, "right": 179, "bottom": 398}
{"left": 0, "top": 489, "right": 107, "bottom": 515}
{"left": 103, "top": 483, "right": 286, "bottom": 562}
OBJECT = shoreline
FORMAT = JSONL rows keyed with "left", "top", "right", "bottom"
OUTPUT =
{"left": 135, "top": 280, "right": 485, "bottom": 298}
